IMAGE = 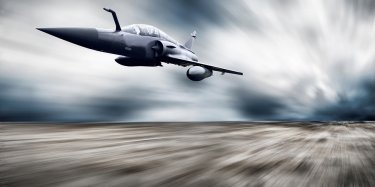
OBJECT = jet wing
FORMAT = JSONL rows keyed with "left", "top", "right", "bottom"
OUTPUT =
{"left": 162, "top": 55, "right": 243, "bottom": 75}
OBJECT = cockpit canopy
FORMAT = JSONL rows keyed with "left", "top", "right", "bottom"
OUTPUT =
{"left": 122, "top": 24, "right": 178, "bottom": 45}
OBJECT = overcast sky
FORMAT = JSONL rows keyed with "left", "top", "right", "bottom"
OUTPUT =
{"left": 0, "top": 0, "right": 374, "bottom": 122}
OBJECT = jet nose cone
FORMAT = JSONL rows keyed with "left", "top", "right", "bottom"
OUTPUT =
{"left": 36, "top": 28, "right": 50, "bottom": 33}
{"left": 37, "top": 27, "right": 99, "bottom": 50}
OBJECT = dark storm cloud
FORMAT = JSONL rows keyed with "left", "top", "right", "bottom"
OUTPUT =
{"left": 137, "top": 0, "right": 232, "bottom": 26}
{"left": 313, "top": 79, "right": 375, "bottom": 121}
{"left": 1, "top": 0, "right": 375, "bottom": 122}
{"left": 84, "top": 87, "right": 183, "bottom": 121}
{"left": 345, "top": 0, "right": 375, "bottom": 17}
{"left": 0, "top": 78, "right": 61, "bottom": 121}
{"left": 235, "top": 78, "right": 375, "bottom": 121}
{"left": 0, "top": 77, "right": 182, "bottom": 122}
{"left": 133, "top": 0, "right": 258, "bottom": 31}
{"left": 232, "top": 87, "right": 291, "bottom": 120}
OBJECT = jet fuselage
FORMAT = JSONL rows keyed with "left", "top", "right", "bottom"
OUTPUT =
{"left": 38, "top": 27, "right": 198, "bottom": 67}
{"left": 37, "top": 8, "right": 242, "bottom": 81}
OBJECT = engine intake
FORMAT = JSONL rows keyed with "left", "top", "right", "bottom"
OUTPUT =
{"left": 152, "top": 40, "right": 178, "bottom": 58}
{"left": 186, "top": 66, "right": 213, "bottom": 81}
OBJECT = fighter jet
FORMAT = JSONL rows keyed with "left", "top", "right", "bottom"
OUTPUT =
{"left": 37, "top": 8, "right": 243, "bottom": 81}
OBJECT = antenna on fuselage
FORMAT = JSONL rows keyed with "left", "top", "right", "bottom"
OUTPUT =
{"left": 103, "top": 8, "right": 121, "bottom": 32}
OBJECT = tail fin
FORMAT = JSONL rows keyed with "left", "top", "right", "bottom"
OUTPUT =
{"left": 183, "top": 31, "right": 197, "bottom": 50}
{"left": 103, "top": 8, "right": 121, "bottom": 32}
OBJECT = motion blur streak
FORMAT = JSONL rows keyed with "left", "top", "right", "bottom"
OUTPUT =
{"left": 0, "top": 0, "right": 374, "bottom": 122}
{"left": 1, "top": 122, "right": 375, "bottom": 186}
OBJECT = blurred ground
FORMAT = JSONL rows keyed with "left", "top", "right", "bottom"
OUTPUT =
{"left": 1, "top": 122, "right": 375, "bottom": 187}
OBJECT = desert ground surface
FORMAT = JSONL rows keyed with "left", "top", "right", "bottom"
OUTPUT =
{"left": 1, "top": 122, "right": 375, "bottom": 187}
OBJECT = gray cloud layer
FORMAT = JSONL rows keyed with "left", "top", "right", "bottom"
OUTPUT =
{"left": 0, "top": 0, "right": 374, "bottom": 121}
